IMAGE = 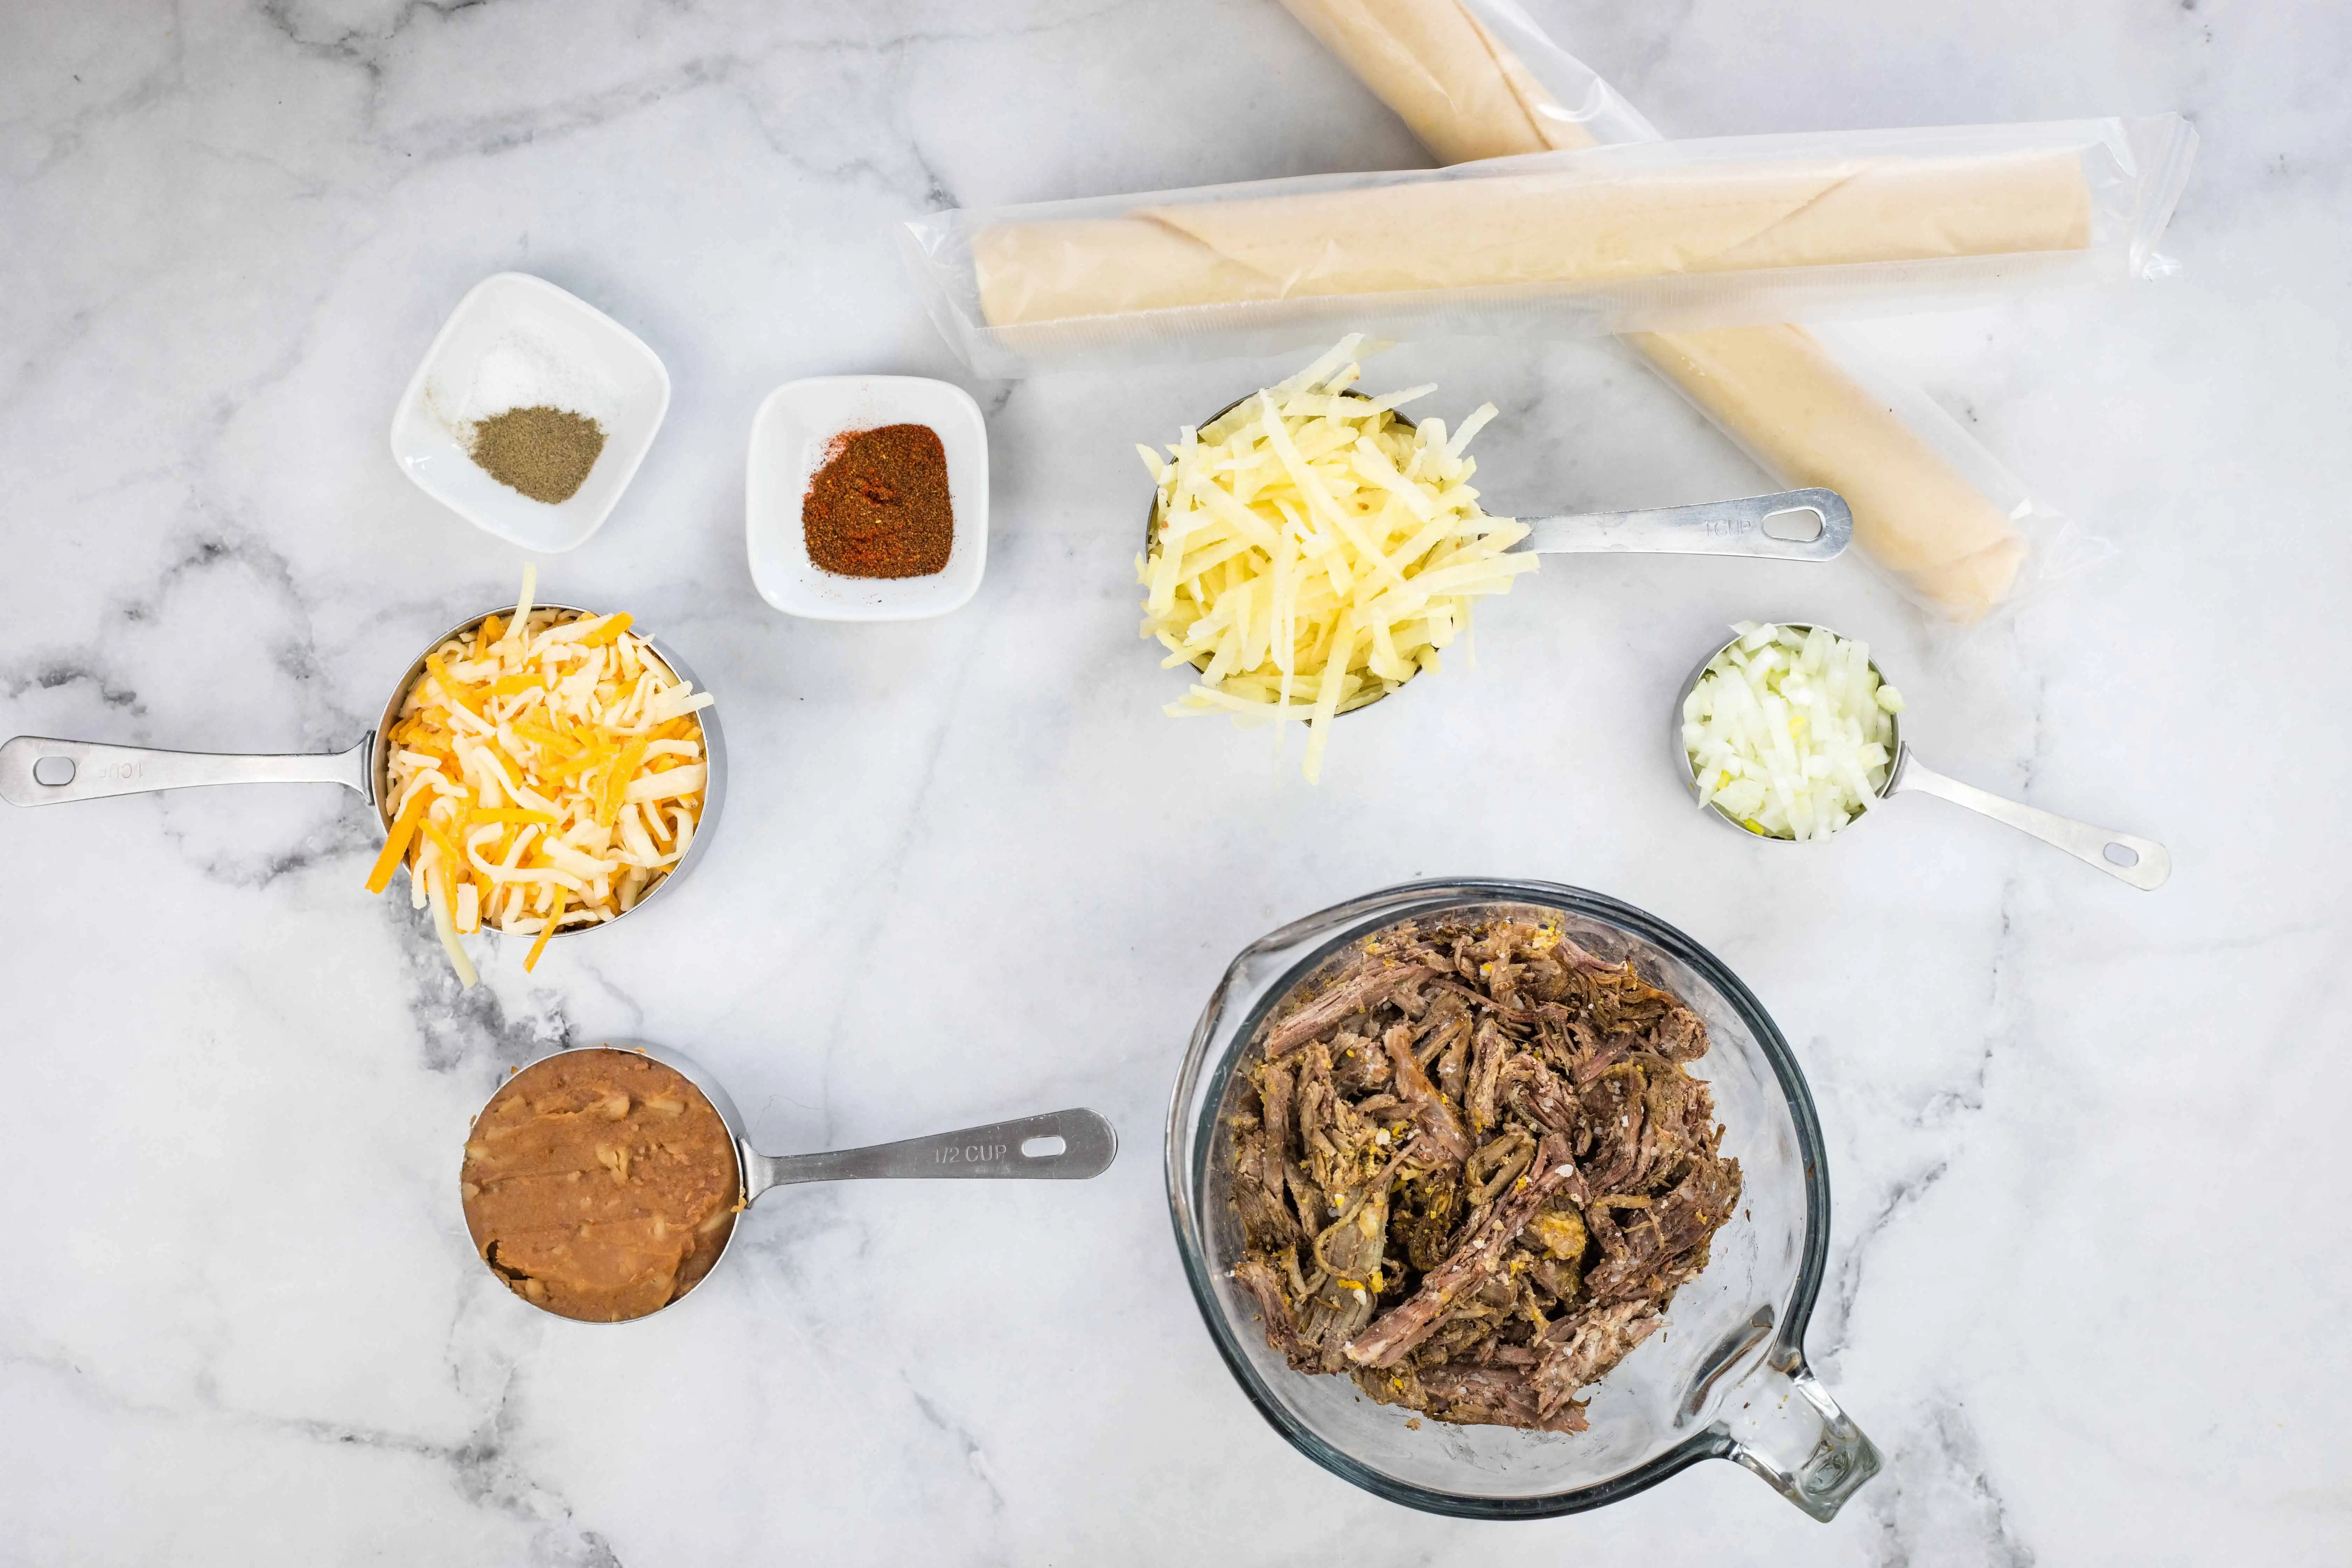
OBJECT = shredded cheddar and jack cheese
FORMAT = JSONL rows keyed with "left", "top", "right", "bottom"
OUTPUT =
{"left": 363, "top": 567, "right": 714, "bottom": 987}
{"left": 1137, "top": 336, "right": 1535, "bottom": 783}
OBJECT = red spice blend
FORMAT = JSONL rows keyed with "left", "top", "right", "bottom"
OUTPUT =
{"left": 802, "top": 424, "right": 954, "bottom": 579}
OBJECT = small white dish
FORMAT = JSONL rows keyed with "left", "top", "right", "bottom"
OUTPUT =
{"left": 389, "top": 272, "right": 670, "bottom": 554}
{"left": 746, "top": 376, "right": 989, "bottom": 621}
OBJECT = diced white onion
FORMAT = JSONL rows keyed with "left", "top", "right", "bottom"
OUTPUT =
{"left": 1681, "top": 622, "right": 1905, "bottom": 841}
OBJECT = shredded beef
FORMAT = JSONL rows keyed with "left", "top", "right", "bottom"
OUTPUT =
{"left": 1226, "top": 908, "right": 1739, "bottom": 1435}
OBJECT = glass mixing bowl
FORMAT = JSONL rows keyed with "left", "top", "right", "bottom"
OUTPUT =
{"left": 1164, "top": 878, "right": 1879, "bottom": 1520}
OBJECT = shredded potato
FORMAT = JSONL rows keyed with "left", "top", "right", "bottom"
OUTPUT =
{"left": 1138, "top": 335, "right": 1535, "bottom": 782}
{"left": 368, "top": 567, "right": 714, "bottom": 985}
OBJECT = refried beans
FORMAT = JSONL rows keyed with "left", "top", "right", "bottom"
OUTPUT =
{"left": 461, "top": 1048, "right": 740, "bottom": 1321}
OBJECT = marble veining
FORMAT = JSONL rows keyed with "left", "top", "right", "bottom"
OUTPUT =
{"left": 3, "top": 0, "right": 2347, "bottom": 1563}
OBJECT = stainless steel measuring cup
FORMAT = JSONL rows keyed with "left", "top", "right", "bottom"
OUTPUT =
{"left": 468, "top": 1040, "right": 1118, "bottom": 1322}
{"left": 1673, "top": 623, "right": 2170, "bottom": 890}
{"left": 0, "top": 604, "right": 726, "bottom": 934}
{"left": 1147, "top": 394, "right": 1853, "bottom": 709}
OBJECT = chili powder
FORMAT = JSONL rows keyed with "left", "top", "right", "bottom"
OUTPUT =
{"left": 802, "top": 424, "right": 954, "bottom": 579}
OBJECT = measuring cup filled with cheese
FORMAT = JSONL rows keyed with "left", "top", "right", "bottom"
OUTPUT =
{"left": 0, "top": 566, "right": 723, "bottom": 984}
{"left": 363, "top": 567, "right": 722, "bottom": 983}
{"left": 1137, "top": 336, "right": 1850, "bottom": 782}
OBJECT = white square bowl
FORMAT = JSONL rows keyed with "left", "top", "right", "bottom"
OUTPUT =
{"left": 389, "top": 272, "right": 670, "bottom": 553}
{"left": 746, "top": 376, "right": 989, "bottom": 620}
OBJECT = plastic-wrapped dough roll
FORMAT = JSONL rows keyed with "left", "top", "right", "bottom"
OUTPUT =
{"left": 1277, "top": 0, "right": 1650, "bottom": 160}
{"left": 1273, "top": 0, "right": 2196, "bottom": 622}
{"left": 973, "top": 149, "right": 2093, "bottom": 326}
{"left": 1624, "top": 324, "right": 2028, "bottom": 619}
{"left": 904, "top": 118, "right": 2185, "bottom": 392}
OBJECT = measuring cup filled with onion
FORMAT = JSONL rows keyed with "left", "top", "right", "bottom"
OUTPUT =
{"left": 0, "top": 566, "right": 724, "bottom": 978}
{"left": 1674, "top": 621, "right": 2169, "bottom": 889}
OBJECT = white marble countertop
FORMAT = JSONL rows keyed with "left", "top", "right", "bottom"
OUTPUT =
{"left": 4, "top": 1, "right": 2345, "bottom": 1562}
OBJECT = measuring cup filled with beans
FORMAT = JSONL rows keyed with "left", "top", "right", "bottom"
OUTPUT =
{"left": 461, "top": 1042, "right": 1114, "bottom": 1322}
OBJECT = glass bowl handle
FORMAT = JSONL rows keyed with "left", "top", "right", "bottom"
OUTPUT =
{"left": 1717, "top": 1356, "right": 1882, "bottom": 1521}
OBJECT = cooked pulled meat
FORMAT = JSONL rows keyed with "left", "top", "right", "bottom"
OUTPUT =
{"left": 1344, "top": 1130, "right": 1577, "bottom": 1369}
{"left": 1227, "top": 908, "right": 1740, "bottom": 1434}
{"left": 1360, "top": 1360, "right": 1590, "bottom": 1434}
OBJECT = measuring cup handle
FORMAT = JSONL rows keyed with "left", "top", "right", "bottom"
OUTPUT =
{"left": 747, "top": 1109, "right": 1117, "bottom": 1195}
{"left": 1519, "top": 488, "right": 1853, "bottom": 560}
{"left": 1886, "top": 752, "right": 2170, "bottom": 890}
{"left": 0, "top": 734, "right": 373, "bottom": 807}
{"left": 1716, "top": 1355, "right": 1882, "bottom": 1521}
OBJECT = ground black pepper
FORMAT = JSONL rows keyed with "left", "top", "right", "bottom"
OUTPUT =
{"left": 802, "top": 424, "right": 954, "bottom": 578}
{"left": 469, "top": 405, "right": 607, "bottom": 504}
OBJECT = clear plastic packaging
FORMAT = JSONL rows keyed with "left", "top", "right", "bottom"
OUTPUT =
{"left": 899, "top": 117, "right": 2191, "bottom": 390}
{"left": 1626, "top": 318, "right": 2114, "bottom": 623}
{"left": 1277, "top": 0, "right": 1662, "bottom": 158}
{"left": 1269, "top": 0, "right": 2180, "bottom": 623}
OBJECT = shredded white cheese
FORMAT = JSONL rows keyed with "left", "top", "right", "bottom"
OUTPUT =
{"left": 1682, "top": 621, "right": 1905, "bottom": 840}
{"left": 1138, "top": 335, "right": 1535, "bottom": 782}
